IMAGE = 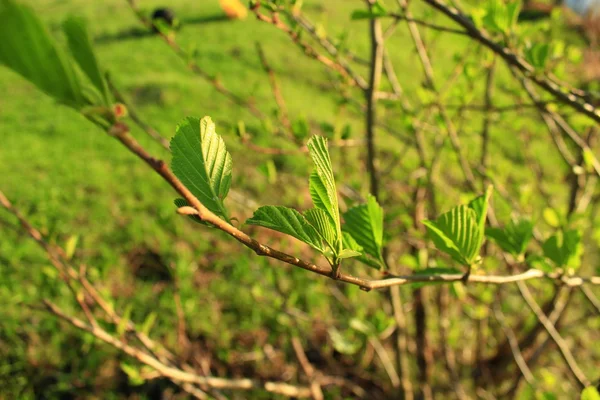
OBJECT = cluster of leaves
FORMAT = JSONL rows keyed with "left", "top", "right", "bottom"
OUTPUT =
{"left": 170, "top": 117, "right": 386, "bottom": 272}
{"left": 0, "top": 0, "right": 117, "bottom": 124}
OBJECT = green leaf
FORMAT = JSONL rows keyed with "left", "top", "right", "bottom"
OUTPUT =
{"left": 468, "top": 185, "right": 493, "bottom": 245}
{"left": 62, "top": 16, "right": 110, "bottom": 106}
{"left": 342, "top": 232, "right": 383, "bottom": 269}
{"left": 305, "top": 207, "right": 336, "bottom": 250}
{"left": 542, "top": 229, "right": 583, "bottom": 270}
{"left": 542, "top": 207, "right": 561, "bottom": 228}
{"left": 423, "top": 205, "right": 481, "bottom": 266}
{"left": 64, "top": 235, "right": 79, "bottom": 260}
{"left": 0, "top": 0, "right": 85, "bottom": 108}
{"left": 307, "top": 136, "right": 342, "bottom": 251}
{"left": 343, "top": 194, "right": 384, "bottom": 264}
{"left": 525, "top": 42, "right": 550, "bottom": 70}
{"left": 171, "top": 116, "right": 232, "bottom": 221}
{"left": 338, "top": 248, "right": 362, "bottom": 259}
{"left": 486, "top": 218, "right": 533, "bottom": 257}
{"left": 581, "top": 387, "right": 600, "bottom": 400}
{"left": 246, "top": 206, "right": 325, "bottom": 252}
{"left": 120, "top": 363, "right": 145, "bottom": 386}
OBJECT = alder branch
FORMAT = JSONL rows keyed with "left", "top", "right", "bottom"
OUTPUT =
{"left": 421, "top": 0, "right": 600, "bottom": 124}
{"left": 251, "top": 5, "right": 367, "bottom": 89}
{"left": 41, "top": 300, "right": 312, "bottom": 397}
{"left": 516, "top": 282, "right": 590, "bottom": 388}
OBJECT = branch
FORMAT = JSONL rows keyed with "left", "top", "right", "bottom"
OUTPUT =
{"left": 251, "top": 6, "right": 367, "bottom": 89}
{"left": 516, "top": 282, "right": 590, "bottom": 388}
{"left": 421, "top": 0, "right": 600, "bottom": 124}
{"left": 42, "top": 300, "right": 312, "bottom": 397}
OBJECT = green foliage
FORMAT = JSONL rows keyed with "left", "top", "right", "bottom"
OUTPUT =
{"left": 171, "top": 116, "right": 232, "bottom": 221}
{"left": 422, "top": 187, "right": 493, "bottom": 267}
{"left": 486, "top": 218, "right": 533, "bottom": 258}
{"left": 248, "top": 135, "right": 363, "bottom": 267}
{"left": 542, "top": 229, "right": 583, "bottom": 270}
{"left": 62, "top": 16, "right": 110, "bottom": 106}
{"left": 307, "top": 136, "right": 342, "bottom": 252}
{"left": 343, "top": 194, "right": 385, "bottom": 269}
{"left": 581, "top": 387, "right": 600, "bottom": 400}
{"left": 525, "top": 42, "right": 551, "bottom": 70}
{"left": 246, "top": 206, "right": 325, "bottom": 252}
{"left": 473, "top": 0, "right": 521, "bottom": 35}
{"left": 0, "top": 0, "right": 85, "bottom": 108}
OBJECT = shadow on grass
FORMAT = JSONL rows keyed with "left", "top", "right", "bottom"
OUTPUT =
{"left": 94, "top": 14, "right": 229, "bottom": 44}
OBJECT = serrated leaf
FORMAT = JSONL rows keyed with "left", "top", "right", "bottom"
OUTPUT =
{"left": 468, "top": 185, "right": 493, "bottom": 250}
{"left": 486, "top": 218, "right": 533, "bottom": 256}
{"left": 307, "top": 136, "right": 342, "bottom": 251}
{"left": 116, "top": 304, "right": 132, "bottom": 337}
{"left": 246, "top": 206, "right": 325, "bottom": 252}
{"left": 342, "top": 232, "right": 382, "bottom": 269}
{"left": 343, "top": 194, "right": 384, "bottom": 263}
{"left": 63, "top": 16, "right": 110, "bottom": 105}
{"left": 423, "top": 205, "right": 481, "bottom": 266}
{"left": 542, "top": 229, "right": 583, "bottom": 270}
{"left": 0, "top": 0, "right": 85, "bottom": 108}
{"left": 171, "top": 116, "right": 232, "bottom": 221}
{"left": 305, "top": 207, "right": 336, "bottom": 250}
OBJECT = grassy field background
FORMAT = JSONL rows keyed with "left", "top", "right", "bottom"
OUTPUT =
{"left": 1, "top": 0, "right": 598, "bottom": 398}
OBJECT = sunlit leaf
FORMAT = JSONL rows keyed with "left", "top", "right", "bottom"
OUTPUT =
{"left": 246, "top": 206, "right": 325, "bottom": 252}
{"left": 63, "top": 15, "right": 110, "bottom": 105}
{"left": 171, "top": 116, "right": 232, "bottom": 221}
{"left": 307, "top": 136, "right": 342, "bottom": 252}
{"left": 344, "top": 194, "right": 384, "bottom": 264}
{"left": 0, "top": 0, "right": 85, "bottom": 107}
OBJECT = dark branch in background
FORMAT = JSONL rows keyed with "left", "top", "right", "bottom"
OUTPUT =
{"left": 421, "top": 0, "right": 600, "bottom": 123}
{"left": 251, "top": 5, "right": 367, "bottom": 89}
{"left": 255, "top": 42, "right": 291, "bottom": 132}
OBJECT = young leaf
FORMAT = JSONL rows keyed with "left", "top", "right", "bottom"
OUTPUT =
{"left": 343, "top": 232, "right": 383, "bottom": 270}
{"left": 343, "top": 194, "right": 384, "bottom": 264}
{"left": 422, "top": 205, "right": 481, "bottom": 266}
{"left": 338, "top": 248, "right": 362, "bottom": 259}
{"left": 62, "top": 16, "right": 110, "bottom": 105}
{"left": 468, "top": 185, "right": 493, "bottom": 245}
{"left": 246, "top": 206, "right": 325, "bottom": 252}
{"left": 305, "top": 207, "right": 336, "bottom": 250}
{"left": 0, "top": 0, "right": 85, "bottom": 108}
{"left": 307, "top": 136, "right": 342, "bottom": 251}
{"left": 171, "top": 116, "right": 232, "bottom": 221}
{"left": 542, "top": 229, "right": 583, "bottom": 270}
{"left": 486, "top": 218, "right": 533, "bottom": 257}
